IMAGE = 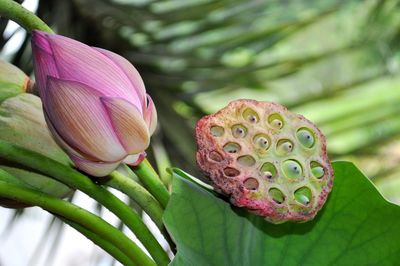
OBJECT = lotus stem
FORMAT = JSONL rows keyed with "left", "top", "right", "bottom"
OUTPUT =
{"left": 58, "top": 217, "right": 135, "bottom": 266}
{"left": 107, "top": 170, "right": 164, "bottom": 228}
{"left": 0, "top": 0, "right": 53, "bottom": 33}
{"left": 132, "top": 159, "right": 170, "bottom": 208}
{"left": 0, "top": 179, "right": 153, "bottom": 266}
{"left": 0, "top": 140, "right": 170, "bottom": 266}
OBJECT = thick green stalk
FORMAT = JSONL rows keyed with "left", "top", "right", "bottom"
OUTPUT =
{"left": 107, "top": 171, "right": 164, "bottom": 228}
{"left": 132, "top": 159, "right": 170, "bottom": 208}
{"left": 152, "top": 137, "right": 173, "bottom": 188}
{"left": 0, "top": 0, "right": 53, "bottom": 33}
{"left": 0, "top": 179, "right": 153, "bottom": 266}
{"left": 59, "top": 218, "right": 135, "bottom": 266}
{"left": 0, "top": 140, "right": 170, "bottom": 266}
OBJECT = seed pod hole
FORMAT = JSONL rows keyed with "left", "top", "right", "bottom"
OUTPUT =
{"left": 242, "top": 108, "right": 259, "bottom": 123}
{"left": 231, "top": 124, "right": 247, "bottom": 138}
{"left": 243, "top": 177, "right": 259, "bottom": 190}
{"left": 296, "top": 127, "right": 315, "bottom": 148}
{"left": 209, "top": 151, "right": 223, "bottom": 162}
{"left": 253, "top": 134, "right": 271, "bottom": 151}
{"left": 260, "top": 162, "right": 277, "bottom": 179}
{"left": 268, "top": 113, "right": 284, "bottom": 129}
{"left": 224, "top": 167, "right": 240, "bottom": 177}
{"left": 276, "top": 139, "right": 294, "bottom": 155}
{"left": 311, "top": 161, "right": 324, "bottom": 179}
{"left": 269, "top": 188, "right": 285, "bottom": 204}
{"left": 282, "top": 160, "right": 302, "bottom": 179}
{"left": 210, "top": 125, "right": 225, "bottom": 137}
{"left": 223, "top": 142, "right": 241, "bottom": 154}
{"left": 294, "top": 187, "right": 312, "bottom": 205}
{"left": 237, "top": 155, "right": 256, "bottom": 167}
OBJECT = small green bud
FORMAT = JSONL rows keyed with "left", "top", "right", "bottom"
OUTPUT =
{"left": 0, "top": 60, "right": 31, "bottom": 102}
{"left": 0, "top": 94, "right": 73, "bottom": 208}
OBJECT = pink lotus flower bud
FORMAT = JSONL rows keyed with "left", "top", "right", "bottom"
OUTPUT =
{"left": 31, "top": 30, "right": 157, "bottom": 177}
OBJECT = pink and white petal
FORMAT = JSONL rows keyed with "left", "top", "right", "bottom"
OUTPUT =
{"left": 31, "top": 31, "right": 53, "bottom": 54}
{"left": 43, "top": 111, "right": 80, "bottom": 164}
{"left": 31, "top": 42, "right": 59, "bottom": 101}
{"left": 144, "top": 95, "right": 158, "bottom": 135}
{"left": 70, "top": 153, "right": 121, "bottom": 177}
{"left": 47, "top": 35, "right": 139, "bottom": 106}
{"left": 94, "top": 47, "right": 146, "bottom": 110}
{"left": 123, "top": 153, "right": 146, "bottom": 166}
{"left": 45, "top": 78, "right": 126, "bottom": 162}
{"left": 101, "top": 97, "right": 150, "bottom": 154}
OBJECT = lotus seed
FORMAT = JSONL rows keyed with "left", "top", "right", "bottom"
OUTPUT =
{"left": 294, "top": 187, "right": 312, "bottom": 205}
{"left": 243, "top": 108, "right": 259, "bottom": 123}
{"left": 223, "top": 142, "right": 241, "bottom": 153}
{"left": 311, "top": 162, "right": 324, "bottom": 178}
{"left": 243, "top": 178, "right": 259, "bottom": 190}
{"left": 297, "top": 128, "right": 315, "bottom": 148}
{"left": 277, "top": 139, "right": 294, "bottom": 155}
{"left": 268, "top": 113, "right": 284, "bottom": 129}
{"left": 253, "top": 134, "right": 270, "bottom": 150}
{"left": 232, "top": 124, "right": 247, "bottom": 138}
{"left": 260, "top": 162, "right": 277, "bottom": 179}
{"left": 282, "top": 160, "right": 302, "bottom": 179}
{"left": 269, "top": 188, "right": 285, "bottom": 204}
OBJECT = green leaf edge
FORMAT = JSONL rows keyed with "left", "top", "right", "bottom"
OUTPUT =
{"left": 164, "top": 161, "right": 400, "bottom": 266}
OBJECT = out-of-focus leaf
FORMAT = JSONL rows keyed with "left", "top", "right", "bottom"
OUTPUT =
{"left": 164, "top": 161, "right": 400, "bottom": 265}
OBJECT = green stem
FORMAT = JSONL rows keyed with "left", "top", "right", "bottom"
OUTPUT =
{"left": 59, "top": 218, "right": 135, "bottom": 266}
{"left": 152, "top": 136, "right": 173, "bottom": 188}
{"left": 132, "top": 159, "right": 170, "bottom": 208}
{"left": 0, "top": 0, "right": 53, "bottom": 33}
{"left": 107, "top": 170, "right": 164, "bottom": 228}
{"left": 0, "top": 140, "right": 170, "bottom": 266}
{"left": 0, "top": 179, "right": 153, "bottom": 266}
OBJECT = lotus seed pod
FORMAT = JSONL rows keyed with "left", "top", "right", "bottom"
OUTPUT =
{"left": 0, "top": 94, "right": 72, "bottom": 208}
{"left": 195, "top": 99, "right": 333, "bottom": 223}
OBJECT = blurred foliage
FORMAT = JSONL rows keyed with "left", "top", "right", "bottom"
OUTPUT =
{"left": 1, "top": 0, "right": 400, "bottom": 205}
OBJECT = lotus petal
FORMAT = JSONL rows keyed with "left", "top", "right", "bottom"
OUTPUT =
{"left": 45, "top": 77, "right": 126, "bottom": 162}
{"left": 144, "top": 95, "right": 158, "bottom": 135}
{"left": 31, "top": 33, "right": 59, "bottom": 100}
{"left": 123, "top": 153, "right": 146, "bottom": 166}
{"left": 69, "top": 153, "right": 121, "bottom": 177}
{"left": 94, "top": 47, "right": 146, "bottom": 110}
{"left": 47, "top": 35, "right": 138, "bottom": 104}
{"left": 101, "top": 97, "right": 149, "bottom": 154}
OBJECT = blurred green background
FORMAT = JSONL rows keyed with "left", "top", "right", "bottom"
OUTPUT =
{"left": 2, "top": 0, "right": 400, "bottom": 204}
